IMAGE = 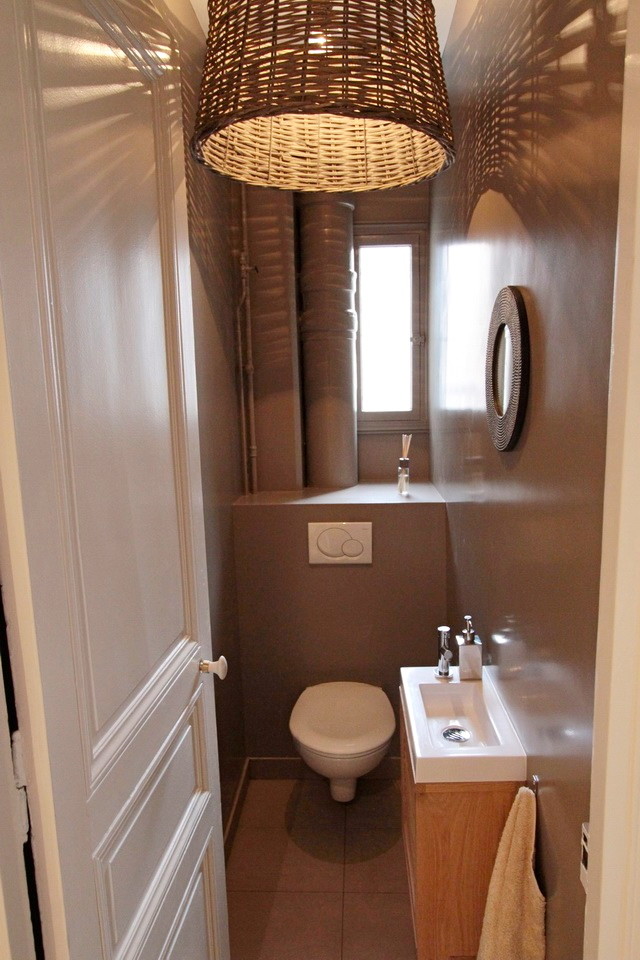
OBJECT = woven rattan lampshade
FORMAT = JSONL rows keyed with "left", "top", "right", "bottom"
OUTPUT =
{"left": 191, "top": 0, "right": 455, "bottom": 192}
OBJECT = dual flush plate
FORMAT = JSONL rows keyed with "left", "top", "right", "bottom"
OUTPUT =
{"left": 308, "top": 522, "right": 372, "bottom": 565}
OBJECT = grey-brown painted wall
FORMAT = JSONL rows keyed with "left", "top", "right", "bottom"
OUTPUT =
{"left": 164, "top": 0, "right": 246, "bottom": 828}
{"left": 233, "top": 488, "right": 446, "bottom": 758}
{"left": 428, "top": 2, "right": 626, "bottom": 958}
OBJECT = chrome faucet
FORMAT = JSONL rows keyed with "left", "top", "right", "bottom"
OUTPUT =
{"left": 435, "top": 625, "right": 453, "bottom": 679}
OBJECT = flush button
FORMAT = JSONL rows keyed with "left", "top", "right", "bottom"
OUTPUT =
{"left": 342, "top": 538, "right": 364, "bottom": 558}
{"left": 308, "top": 522, "right": 372, "bottom": 564}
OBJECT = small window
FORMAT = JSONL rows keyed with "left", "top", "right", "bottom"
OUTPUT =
{"left": 354, "top": 227, "right": 427, "bottom": 432}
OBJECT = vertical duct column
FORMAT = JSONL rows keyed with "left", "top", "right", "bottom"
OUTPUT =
{"left": 298, "top": 195, "right": 358, "bottom": 488}
{"left": 245, "top": 187, "right": 304, "bottom": 490}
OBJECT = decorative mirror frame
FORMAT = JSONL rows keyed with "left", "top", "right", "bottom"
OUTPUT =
{"left": 485, "top": 285, "right": 530, "bottom": 451}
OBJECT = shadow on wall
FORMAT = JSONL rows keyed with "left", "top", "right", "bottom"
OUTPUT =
{"left": 446, "top": 0, "right": 625, "bottom": 239}
{"left": 429, "top": 2, "right": 627, "bottom": 958}
{"left": 175, "top": 15, "right": 242, "bottom": 360}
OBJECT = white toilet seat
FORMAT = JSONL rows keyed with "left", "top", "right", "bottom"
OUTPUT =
{"left": 289, "top": 681, "right": 395, "bottom": 756}
{"left": 297, "top": 741, "right": 388, "bottom": 762}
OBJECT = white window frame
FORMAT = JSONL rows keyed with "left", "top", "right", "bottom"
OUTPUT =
{"left": 354, "top": 224, "right": 427, "bottom": 433}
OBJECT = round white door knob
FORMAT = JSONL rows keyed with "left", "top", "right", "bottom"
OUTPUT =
{"left": 199, "top": 656, "right": 228, "bottom": 679}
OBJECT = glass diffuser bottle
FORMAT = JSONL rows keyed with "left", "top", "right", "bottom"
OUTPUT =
{"left": 398, "top": 434, "right": 412, "bottom": 496}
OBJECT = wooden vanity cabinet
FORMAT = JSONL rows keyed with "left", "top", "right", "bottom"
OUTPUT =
{"left": 400, "top": 715, "right": 522, "bottom": 960}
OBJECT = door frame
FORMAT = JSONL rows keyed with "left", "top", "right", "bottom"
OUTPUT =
{"left": 2, "top": 1, "right": 639, "bottom": 959}
{"left": 583, "top": 1, "right": 640, "bottom": 957}
{"left": 0, "top": 293, "right": 70, "bottom": 959}
{"left": 0, "top": 530, "right": 37, "bottom": 960}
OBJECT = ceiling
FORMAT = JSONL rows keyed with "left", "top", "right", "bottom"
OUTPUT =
{"left": 188, "top": 1, "right": 457, "bottom": 52}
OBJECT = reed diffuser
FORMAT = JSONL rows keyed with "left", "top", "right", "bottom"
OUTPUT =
{"left": 398, "top": 433, "right": 412, "bottom": 496}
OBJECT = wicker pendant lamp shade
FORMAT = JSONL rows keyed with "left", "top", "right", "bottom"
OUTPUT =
{"left": 191, "top": 0, "right": 455, "bottom": 192}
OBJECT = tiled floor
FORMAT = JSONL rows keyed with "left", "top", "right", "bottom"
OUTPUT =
{"left": 226, "top": 779, "right": 417, "bottom": 960}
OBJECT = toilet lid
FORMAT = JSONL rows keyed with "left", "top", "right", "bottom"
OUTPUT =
{"left": 289, "top": 682, "right": 396, "bottom": 757}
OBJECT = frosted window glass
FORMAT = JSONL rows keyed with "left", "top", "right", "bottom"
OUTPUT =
{"left": 358, "top": 245, "right": 413, "bottom": 412}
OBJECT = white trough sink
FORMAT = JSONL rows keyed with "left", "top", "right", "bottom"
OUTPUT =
{"left": 400, "top": 666, "right": 526, "bottom": 783}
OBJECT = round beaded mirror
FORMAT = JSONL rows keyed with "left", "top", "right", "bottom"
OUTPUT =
{"left": 485, "top": 286, "right": 530, "bottom": 451}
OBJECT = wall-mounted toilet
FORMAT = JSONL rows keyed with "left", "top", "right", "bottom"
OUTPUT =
{"left": 289, "top": 681, "right": 396, "bottom": 802}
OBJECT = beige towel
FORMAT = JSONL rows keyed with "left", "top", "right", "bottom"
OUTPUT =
{"left": 477, "top": 786, "right": 546, "bottom": 960}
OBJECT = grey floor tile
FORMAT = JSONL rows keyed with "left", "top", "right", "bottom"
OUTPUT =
{"left": 342, "top": 892, "right": 417, "bottom": 960}
{"left": 286, "top": 780, "right": 346, "bottom": 831}
{"left": 228, "top": 780, "right": 345, "bottom": 891}
{"left": 235, "top": 780, "right": 300, "bottom": 830}
{"left": 346, "top": 779, "right": 402, "bottom": 830}
{"left": 227, "top": 781, "right": 415, "bottom": 959}
{"left": 239, "top": 780, "right": 344, "bottom": 833}
{"left": 344, "top": 827, "right": 409, "bottom": 893}
{"left": 226, "top": 824, "right": 344, "bottom": 892}
{"left": 228, "top": 891, "right": 343, "bottom": 960}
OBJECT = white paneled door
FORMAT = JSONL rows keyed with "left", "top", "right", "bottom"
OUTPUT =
{"left": 0, "top": 0, "right": 229, "bottom": 958}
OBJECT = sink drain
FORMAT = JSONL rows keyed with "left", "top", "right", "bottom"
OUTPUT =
{"left": 442, "top": 725, "right": 471, "bottom": 743}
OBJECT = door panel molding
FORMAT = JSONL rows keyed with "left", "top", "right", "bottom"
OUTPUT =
{"left": 91, "top": 635, "right": 193, "bottom": 790}
{"left": 16, "top": 0, "right": 202, "bottom": 786}
{"left": 163, "top": 871, "right": 208, "bottom": 960}
{"left": 11, "top": 0, "right": 101, "bottom": 792}
{"left": 90, "top": 677, "right": 208, "bottom": 849}
{"left": 112, "top": 802, "right": 213, "bottom": 960}
{"left": 138, "top": 842, "right": 218, "bottom": 960}
{"left": 94, "top": 695, "right": 212, "bottom": 958}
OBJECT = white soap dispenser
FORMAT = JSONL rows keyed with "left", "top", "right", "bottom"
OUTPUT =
{"left": 457, "top": 615, "right": 483, "bottom": 680}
